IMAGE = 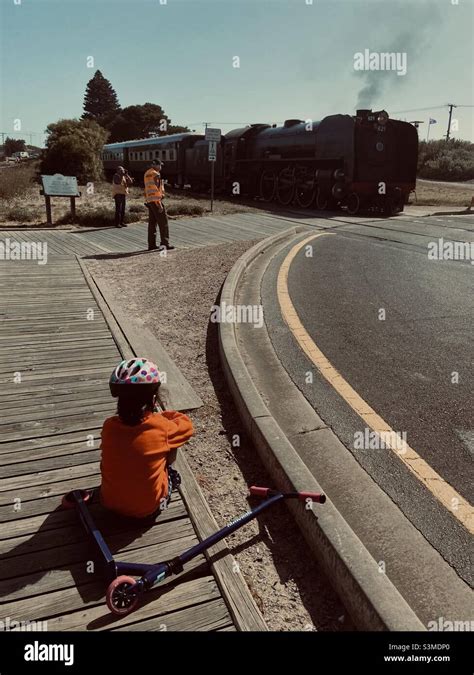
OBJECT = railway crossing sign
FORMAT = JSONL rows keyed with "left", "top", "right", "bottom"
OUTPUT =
{"left": 208, "top": 141, "right": 217, "bottom": 162}
{"left": 205, "top": 127, "right": 221, "bottom": 142}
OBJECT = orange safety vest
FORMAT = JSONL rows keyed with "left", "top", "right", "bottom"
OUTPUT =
{"left": 144, "top": 168, "right": 164, "bottom": 203}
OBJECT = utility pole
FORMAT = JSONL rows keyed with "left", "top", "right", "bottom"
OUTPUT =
{"left": 446, "top": 104, "right": 456, "bottom": 141}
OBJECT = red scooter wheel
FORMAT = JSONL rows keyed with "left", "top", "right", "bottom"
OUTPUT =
{"left": 106, "top": 576, "right": 140, "bottom": 616}
{"left": 61, "top": 490, "right": 92, "bottom": 509}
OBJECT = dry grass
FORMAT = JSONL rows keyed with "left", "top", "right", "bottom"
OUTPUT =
{"left": 0, "top": 172, "right": 257, "bottom": 227}
{"left": 409, "top": 180, "right": 474, "bottom": 207}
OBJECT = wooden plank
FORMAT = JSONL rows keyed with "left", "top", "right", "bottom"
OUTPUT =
{"left": 0, "top": 437, "right": 101, "bottom": 464}
{"left": 0, "top": 449, "right": 100, "bottom": 478}
{"left": 0, "top": 463, "right": 101, "bottom": 501}
{"left": 0, "top": 495, "right": 186, "bottom": 542}
{"left": 114, "top": 597, "right": 232, "bottom": 631}
{"left": 30, "top": 576, "right": 221, "bottom": 630}
{"left": 0, "top": 515, "right": 194, "bottom": 570}
{"left": 0, "top": 519, "right": 196, "bottom": 580}
{"left": 0, "top": 410, "right": 108, "bottom": 443}
{"left": 0, "top": 540, "right": 205, "bottom": 605}
{"left": 0, "top": 475, "right": 101, "bottom": 513}
{"left": 76, "top": 256, "right": 134, "bottom": 360}
{"left": 88, "top": 266, "right": 203, "bottom": 412}
{"left": 176, "top": 456, "right": 268, "bottom": 631}
{"left": 0, "top": 401, "right": 113, "bottom": 427}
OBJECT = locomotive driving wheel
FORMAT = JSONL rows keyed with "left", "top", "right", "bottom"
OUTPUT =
{"left": 295, "top": 175, "right": 316, "bottom": 208}
{"left": 276, "top": 167, "right": 296, "bottom": 206}
{"left": 259, "top": 171, "right": 277, "bottom": 202}
{"left": 346, "top": 192, "right": 360, "bottom": 215}
{"left": 315, "top": 188, "right": 329, "bottom": 210}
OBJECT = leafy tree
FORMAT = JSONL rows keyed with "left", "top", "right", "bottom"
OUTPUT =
{"left": 82, "top": 70, "right": 121, "bottom": 124}
{"left": 107, "top": 102, "right": 189, "bottom": 141}
{"left": 4, "top": 137, "right": 26, "bottom": 156}
{"left": 418, "top": 140, "right": 474, "bottom": 181}
{"left": 40, "top": 119, "right": 109, "bottom": 183}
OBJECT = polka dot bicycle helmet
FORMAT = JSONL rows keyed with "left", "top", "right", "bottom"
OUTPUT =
{"left": 109, "top": 358, "right": 161, "bottom": 398}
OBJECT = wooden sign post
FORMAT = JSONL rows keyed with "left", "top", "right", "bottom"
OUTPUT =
{"left": 40, "top": 174, "right": 81, "bottom": 225}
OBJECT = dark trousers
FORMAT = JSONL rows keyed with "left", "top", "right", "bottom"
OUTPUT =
{"left": 114, "top": 194, "right": 126, "bottom": 226}
{"left": 147, "top": 201, "right": 169, "bottom": 248}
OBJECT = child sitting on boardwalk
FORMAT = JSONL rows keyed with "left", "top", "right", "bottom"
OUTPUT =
{"left": 100, "top": 358, "right": 193, "bottom": 519}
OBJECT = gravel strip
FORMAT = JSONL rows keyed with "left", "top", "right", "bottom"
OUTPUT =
{"left": 88, "top": 240, "right": 351, "bottom": 631}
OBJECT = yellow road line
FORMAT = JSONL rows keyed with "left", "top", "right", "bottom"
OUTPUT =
{"left": 277, "top": 233, "right": 474, "bottom": 534}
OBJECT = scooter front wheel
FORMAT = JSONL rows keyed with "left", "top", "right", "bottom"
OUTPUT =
{"left": 106, "top": 576, "right": 140, "bottom": 616}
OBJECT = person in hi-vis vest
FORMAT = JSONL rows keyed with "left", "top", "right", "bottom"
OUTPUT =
{"left": 144, "top": 160, "right": 174, "bottom": 251}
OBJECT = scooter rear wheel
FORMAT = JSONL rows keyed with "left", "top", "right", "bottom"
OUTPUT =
{"left": 106, "top": 576, "right": 140, "bottom": 616}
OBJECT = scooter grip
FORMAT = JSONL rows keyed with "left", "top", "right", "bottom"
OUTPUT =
{"left": 249, "top": 486, "right": 270, "bottom": 497}
{"left": 298, "top": 492, "right": 326, "bottom": 503}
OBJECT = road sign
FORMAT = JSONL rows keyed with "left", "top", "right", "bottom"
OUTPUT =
{"left": 208, "top": 141, "right": 217, "bottom": 162}
{"left": 205, "top": 127, "right": 221, "bottom": 142}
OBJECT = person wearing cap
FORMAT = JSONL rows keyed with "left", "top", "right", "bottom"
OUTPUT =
{"left": 112, "top": 166, "right": 133, "bottom": 228}
{"left": 144, "top": 160, "right": 174, "bottom": 251}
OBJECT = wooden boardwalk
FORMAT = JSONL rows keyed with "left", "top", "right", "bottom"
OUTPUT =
{"left": 0, "top": 215, "right": 279, "bottom": 631}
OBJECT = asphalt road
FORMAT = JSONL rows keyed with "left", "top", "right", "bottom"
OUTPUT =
{"left": 262, "top": 213, "right": 473, "bottom": 580}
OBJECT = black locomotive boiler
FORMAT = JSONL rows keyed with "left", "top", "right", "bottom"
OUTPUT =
{"left": 102, "top": 109, "right": 418, "bottom": 216}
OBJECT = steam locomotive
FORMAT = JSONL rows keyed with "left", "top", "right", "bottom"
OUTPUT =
{"left": 102, "top": 109, "right": 418, "bottom": 216}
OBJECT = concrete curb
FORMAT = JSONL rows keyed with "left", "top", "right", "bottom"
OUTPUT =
{"left": 218, "top": 228, "right": 426, "bottom": 631}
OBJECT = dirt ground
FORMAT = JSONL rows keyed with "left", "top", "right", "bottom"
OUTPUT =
{"left": 87, "top": 240, "right": 352, "bottom": 632}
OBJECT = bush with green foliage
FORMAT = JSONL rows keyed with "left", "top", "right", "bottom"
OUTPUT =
{"left": 40, "top": 119, "right": 109, "bottom": 184}
{"left": 6, "top": 206, "right": 34, "bottom": 223}
{"left": 4, "top": 137, "right": 26, "bottom": 157}
{"left": 56, "top": 207, "right": 142, "bottom": 227}
{"left": 418, "top": 140, "right": 474, "bottom": 181}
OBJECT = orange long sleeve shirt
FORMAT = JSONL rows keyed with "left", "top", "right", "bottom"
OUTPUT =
{"left": 100, "top": 410, "right": 193, "bottom": 518}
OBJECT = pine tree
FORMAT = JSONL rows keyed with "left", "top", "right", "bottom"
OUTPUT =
{"left": 82, "top": 70, "right": 121, "bottom": 124}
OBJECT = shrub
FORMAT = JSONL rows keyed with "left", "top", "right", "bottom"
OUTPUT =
{"left": 128, "top": 203, "right": 147, "bottom": 213}
{"left": 57, "top": 207, "right": 142, "bottom": 227}
{"left": 418, "top": 140, "right": 474, "bottom": 181}
{"left": 166, "top": 203, "right": 205, "bottom": 216}
{"left": 6, "top": 207, "right": 34, "bottom": 223}
{"left": 40, "top": 119, "right": 109, "bottom": 183}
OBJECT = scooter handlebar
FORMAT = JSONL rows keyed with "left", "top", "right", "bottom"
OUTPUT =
{"left": 249, "top": 486, "right": 326, "bottom": 503}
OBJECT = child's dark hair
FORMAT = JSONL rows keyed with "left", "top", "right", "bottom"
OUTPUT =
{"left": 116, "top": 386, "right": 158, "bottom": 426}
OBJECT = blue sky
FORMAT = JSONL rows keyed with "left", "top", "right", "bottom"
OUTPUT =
{"left": 1, "top": 0, "right": 473, "bottom": 146}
